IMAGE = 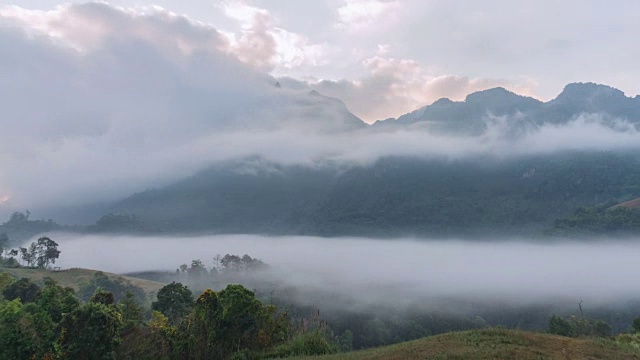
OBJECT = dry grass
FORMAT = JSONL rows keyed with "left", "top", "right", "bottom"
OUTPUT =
{"left": 293, "top": 328, "right": 640, "bottom": 360}
{"left": 1, "top": 267, "right": 165, "bottom": 295}
{"left": 610, "top": 198, "right": 640, "bottom": 210}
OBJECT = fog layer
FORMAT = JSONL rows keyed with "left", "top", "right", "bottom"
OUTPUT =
{"left": 48, "top": 234, "right": 640, "bottom": 307}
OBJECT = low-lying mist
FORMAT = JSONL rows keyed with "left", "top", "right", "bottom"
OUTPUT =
{"left": 46, "top": 233, "right": 640, "bottom": 310}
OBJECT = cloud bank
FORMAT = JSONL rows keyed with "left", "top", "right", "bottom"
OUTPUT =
{"left": 49, "top": 234, "right": 640, "bottom": 308}
{"left": 0, "top": 2, "right": 640, "bottom": 214}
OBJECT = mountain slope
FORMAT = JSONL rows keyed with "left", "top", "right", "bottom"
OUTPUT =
{"left": 294, "top": 328, "right": 640, "bottom": 360}
{"left": 106, "top": 151, "right": 640, "bottom": 237}
{"left": 375, "top": 82, "right": 640, "bottom": 134}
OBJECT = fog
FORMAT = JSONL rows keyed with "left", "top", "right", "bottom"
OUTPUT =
{"left": 47, "top": 233, "right": 640, "bottom": 309}
{"left": 1, "top": 2, "right": 640, "bottom": 215}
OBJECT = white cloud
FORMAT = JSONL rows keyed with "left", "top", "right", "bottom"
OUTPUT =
{"left": 310, "top": 54, "right": 538, "bottom": 122}
{"left": 219, "top": 1, "right": 326, "bottom": 72}
{"left": 336, "top": 0, "right": 401, "bottom": 30}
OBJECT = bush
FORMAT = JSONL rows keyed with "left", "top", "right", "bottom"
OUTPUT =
{"left": 271, "top": 331, "right": 338, "bottom": 357}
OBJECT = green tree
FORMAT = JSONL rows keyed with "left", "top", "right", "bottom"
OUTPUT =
{"left": 37, "top": 277, "right": 80, "bottom": 323}
{"left": 90, "top": 288, "right": 116, "bottom": 305}
{"left": 632, "top": 317, "right": 640, "bottom": 333}
{"left": 217, "top": 284, "right": 271, "bottom": 353}
{"left": 119, "top": 291, "right": 145, "bottom": 329}
{"left": 0, "top": 232, "right": 8, "bottom": 255}
{"left": 185, "top": 289, "right": 224, "bottom": 359}
{"left": 2, "top": 277, "right": 41, "bottom": 303}
{"left": 0, "top": 273, "right": 13, "bottom": 298}
{"left": 79, "top": 272, "right": 145, "bottom": 303}
{"left": 0, "top": 299, "right": 56, "bottom": 359}
{"left": 35, "top": 236, "right": 60, "bottom": 268}
{"left": 58, "top": 301, "right": 123, "bottom": 360}
{"left": 152, "top": 282, "right": 193, "bottom": 324}
{"left": 548, "top": 315, "right": 572, "bottom": 337}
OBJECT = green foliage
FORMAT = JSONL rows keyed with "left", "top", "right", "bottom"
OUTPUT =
{"left": 152, "top": 282, "right": 194, "bottom": 324}
{"left": 0, "top": 299, "right": 56, "bottom": 360}
{"left": 14, "top": 237, "right": 61, "bottom": 268}
{"left": 2, "top": 277, "right": 41, "bottom": 303}
{"left": 37, "top": 278, "right": 80, "bottom": 323}
{"left": 548, "top": 315, "right": 572, "bottom": 337}
{"left": 0, "top": 232, "right": 7, "bottom": 253}
{"left": 58, "top": 301, "right": 123, "bottom": 360}
{"left": 547, "top": 314, "right": 612, "bottom": 338}
{"left": 0, "top": 211, "right": 61, "bottom": 243}
{"left": 119, "top": 291, "right": 145, "bottom": 329}
{"left": 272, "top": 330, "right": 338, "bottom": 357}
{"left": 88, "top": 213, "right": 151, "bottom": 233}
{"left": 551, "top": 206, "right": 640, "bottom": 235}
{"left": 90, "top": 288, "right": 116, "bottom": 305}
{"left": 111, "top": 152, "right": 640, "bottom": 237}
{"left": 79, "top": 271, "right": 146, "bottom": 303}
{"left": 180, "top": 289, "right": 225, "bottom": 359}
{"left": 633, "top": 317, "right": 640, "bottom": 333}
{"left": 0, "top": 272, "right": 13, "bottom": 298}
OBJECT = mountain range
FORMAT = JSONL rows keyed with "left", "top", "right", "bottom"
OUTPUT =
{"left": 27, "top": 82, "right": 640, "bottom": 238}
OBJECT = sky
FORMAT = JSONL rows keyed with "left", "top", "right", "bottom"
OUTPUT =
{"left": 3, "top": 0, "right": 640, "bottom": 122}
{"left": 1, "top": 0, "right": 640, "bottom": 213}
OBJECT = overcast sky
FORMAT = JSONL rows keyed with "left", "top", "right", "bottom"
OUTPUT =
{"left": 3, "top": 0, "right": 640, "bottom": 122}
{"left": 1, "top": 0, "right": 639, "bottom": 213}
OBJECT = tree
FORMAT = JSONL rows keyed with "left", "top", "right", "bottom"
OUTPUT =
{"left": 0, "top": 299, "right": 56, "bottom": 359}
{"left": 35, "top": 237, "right": 60, "bottom": 268}
{"left": 184, "top": 289, "right": 224, "bottom": 359}
{"left": 548, "top": 315, "right": 572, "bottom": 337}
{"left": 37, "top": 277, "right": 80, "bottom": 323}
{"left": 2, "top": 277, "right": 41, "bottom": 303}
{"left": 152, "top": 282, "right": 193, "bottom": 324}
{"left": 0, "top": 232, "right": 8, "bottom": 255}
{"left": 119, "top": 291, "right": 145, "bottom": 329}
{"left": 633, "top": 317, "right": 640, "bottom": 333}
{"left": 217, "top": 284, "right": 266, "bottom": 353}
{"left": 90, "top": 288, "right": 116, "bottom": 306}
{"left": 79, "top": 272, "right": 145, "bottom": 303}
{"left": 58, "top": 302, "right": 123, "bottom": 360}
{"left": 0, "top": 273, "right": 13, "bottom": 298}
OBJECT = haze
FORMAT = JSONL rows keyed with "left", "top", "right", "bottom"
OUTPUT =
{"left": 1, "top": 1, "right": 640, "bottom": 213}
{"left": 46, "top": 233, "right": 640, "bottom": 308}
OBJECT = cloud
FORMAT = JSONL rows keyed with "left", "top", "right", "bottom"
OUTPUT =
{"left": 309, "top": 54, "right": 537, "bottom": 122}
{"left": 50, "top": 233, "right": 640, "bottom": 307}
{"left": 219, "top": 1, "right": 326, "bottom": 72}
{"left": 0, "top": 1, "right": 639, "bottom": 217}
{"left": 0, "top": 3, "right": 344, "bottom": 210}
{"left": 335, "top": 0, "right": 401, "bottom": 30}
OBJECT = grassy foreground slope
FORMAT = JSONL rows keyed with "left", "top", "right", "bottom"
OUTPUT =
{"left": 297, "top": 328, "right": 640, "bottom": 360}
{"left": 1, "top": 267, "right": 165, "bottom": 295}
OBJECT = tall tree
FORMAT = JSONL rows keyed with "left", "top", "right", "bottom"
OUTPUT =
{"left": 152, "top": 282, "right": 193, "bottom": 324}
{"left": 35, "top": 237, "right": 60, "bottom": 268}
{"left": 2, "top": 278, "right": 41, "bottom": 303}
{"left": 58, "top": 301, "right": 123, "bottom": 360}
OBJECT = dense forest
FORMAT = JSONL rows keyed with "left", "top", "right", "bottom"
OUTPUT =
{"left": 92, "top": 151, "right": 640, "bottom": 238}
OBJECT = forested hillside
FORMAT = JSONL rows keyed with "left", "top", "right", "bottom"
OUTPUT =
{"left": 103, "top": 151, "right": 640, "bottom": 237}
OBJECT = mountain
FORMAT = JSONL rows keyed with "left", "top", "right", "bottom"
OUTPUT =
{"left": 102, "top": 151, "right": 640, "bottom": 237}
{"left": 61, "top": 82, "right": 640, "bottom": 237}
{"left": 374, "top": 82, "right": 640, "bottom": 134}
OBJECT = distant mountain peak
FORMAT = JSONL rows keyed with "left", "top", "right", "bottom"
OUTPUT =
{"left": 464, "top": 87, "right": 536, "bottom": 104}
{"left": 556, "top": 82, "right": 626, "bottom": 102}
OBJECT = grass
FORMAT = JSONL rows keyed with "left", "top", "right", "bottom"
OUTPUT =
{"left": 293, "top": 328, "right": 640, "bottom": 360}
{"left": 0, "top": 267, "right": 165, "bottom": 296}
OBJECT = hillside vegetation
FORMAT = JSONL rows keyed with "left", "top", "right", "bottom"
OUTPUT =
{"left": 1, "top": 267, "right": 165, "bottom": 296}
{"left": 295, "top": 328, "right": 640, "bottom": 360}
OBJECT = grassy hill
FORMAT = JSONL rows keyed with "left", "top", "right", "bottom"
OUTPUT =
{"left": 295, "top": 328, "right": 640, "bottom": 360}
{"left": 611, "top": 198, "right": 640, "bottom": 210}
{"left": 0, "top": 267, "right": 165, "bottom": 296}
